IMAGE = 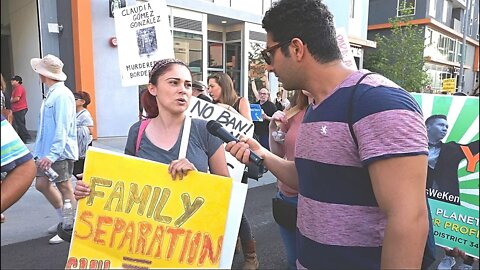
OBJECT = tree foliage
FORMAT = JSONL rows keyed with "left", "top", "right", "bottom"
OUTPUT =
{"left": 364, "top": 8, "right": 430, "bottom": 92}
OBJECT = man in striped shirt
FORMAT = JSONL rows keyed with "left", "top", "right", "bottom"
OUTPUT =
{"left": 1, "top": 115, "right": 36, "bottom": 215}
{"left": 226, "top": 0, "right": 430, "bottom": 269}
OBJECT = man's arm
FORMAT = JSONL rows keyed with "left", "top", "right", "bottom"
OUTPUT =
{"left": 251, "top": 80, "right": 260, "bottom": 101}
{"left": 1, "top": 159, "right": 36, "bottom": 212}
{"left": 369, "top": 155, "right": 429, "bottom": 269}
{"left": 10, "top": 88, "right": 20, "bottom": 103}
{"left": 46, "top": 95, "right": 75, "bottom": 162}
{"left": 226, "top": 138, "right": 299, "bottom": 189}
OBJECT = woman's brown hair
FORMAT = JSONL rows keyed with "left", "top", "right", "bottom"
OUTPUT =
{"left": 207, "top": 73, "right": 239, "bottom": 106}
{"left": 289, "top": 90, "right": 309, "bottom": 110}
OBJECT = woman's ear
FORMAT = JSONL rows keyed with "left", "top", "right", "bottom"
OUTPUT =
{"left": 147, "top": 83, "right": 157, "bottom": 97}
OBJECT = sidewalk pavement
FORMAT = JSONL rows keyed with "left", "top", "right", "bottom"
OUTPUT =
{"left": 2, "top": 137, "right": 276, "bottom": 246}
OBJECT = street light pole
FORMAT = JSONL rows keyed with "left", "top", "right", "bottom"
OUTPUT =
{"left": 458, "top": 0, "right": 471, "bottom": 93}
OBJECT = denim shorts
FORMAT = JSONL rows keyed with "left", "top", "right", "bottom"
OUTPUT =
{"left": 36, "top": 159, "right": 74, "bottom": 183}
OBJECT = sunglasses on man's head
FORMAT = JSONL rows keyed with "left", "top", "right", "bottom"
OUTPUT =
{"left": 261, "top": 40, "right": 291, "bottom": 65}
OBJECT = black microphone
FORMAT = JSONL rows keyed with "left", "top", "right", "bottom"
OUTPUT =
{"left": 206, "top": 120, "right": 264, "bottom": 167}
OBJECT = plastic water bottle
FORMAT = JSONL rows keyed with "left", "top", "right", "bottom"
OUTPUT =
{"left": 34, "top": 157, "right": 59, "bottom": 181}
{"left": 62, "top": 199, "right": 74, "bottom": 230}
{"left": 44, "top": 167, "right": 59, "bottom": 181}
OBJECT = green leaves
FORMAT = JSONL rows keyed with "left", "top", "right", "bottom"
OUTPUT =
{"left": 364, "top": 15, "right": 430, "bottom": 92}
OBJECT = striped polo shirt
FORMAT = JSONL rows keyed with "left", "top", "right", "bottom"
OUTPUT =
{"left": 295, "top": 70, "right": 428, "bottom": 269}
{"left": 1, "top": 115, "right": 33, "bottom": 173}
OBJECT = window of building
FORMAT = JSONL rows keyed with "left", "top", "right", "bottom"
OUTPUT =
{"left": 469, "top": 18, "right": 473, "bottom": 36}
{"left": 442, "top": 0, "right": 448, "bottom": 23}
{"left": 208, "top": 42, "right": 224, "bottom": 70}
{"left": 173, "top": 31, "right": 203, "bottom": 81}
{"left": 350, "top": 0, "right": 355, "bottom": 18}
{"left": 429, "top": 0, "right": 436, "bottom": 17}
{"left": 425, "top": 63, "right": 453, "bottom": 93}
{"left": 447, "top": 38, "right": 456, "bottom": 62}
{"left": 426, "top": 28, "right": 433, "bottom": 45}
{"left": 226, "top": 42, "right": 242, "bottom": 95}
{"left": 397, "top": 0, "right": 416, "bottom": 17}
{"left": 437, "top": 35, "right": 446, "bottom": 55}
{"left": 456, "top": 42, "right": 462, "bottom": 63}
{"left": 433, "top": 30, "right": 462, "bottom": 63}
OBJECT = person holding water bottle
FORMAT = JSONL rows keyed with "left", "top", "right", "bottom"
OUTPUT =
{"left": 30, "top": 54, "right": 78, "bottom": 245}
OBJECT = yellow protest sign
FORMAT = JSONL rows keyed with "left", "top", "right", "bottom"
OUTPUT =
{"left": 442, "top": 78, "right": 456, "bottom": 93}
{"left": 66, "top": 148, "right": 232, "bottom": 269}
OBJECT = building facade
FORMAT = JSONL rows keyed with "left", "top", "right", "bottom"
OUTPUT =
{"left": 1, "top": 0, "right": 372, "bottom": 138}
{"left": 368, "top": 0, "right": 480, "bottom": 93}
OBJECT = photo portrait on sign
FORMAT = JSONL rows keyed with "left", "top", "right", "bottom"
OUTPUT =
{"left": 425, "top": 114, "right": 479, "bottom": 206}
{"left": 137, "top": 26, "right": 158, "bottom": 56}
{"left": 109, "top": 0, "right": 126, "bottom": 18}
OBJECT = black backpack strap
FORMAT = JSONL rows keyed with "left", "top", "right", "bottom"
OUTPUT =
{"left": 347, "top": 72, "right": 376, "bottom": 148}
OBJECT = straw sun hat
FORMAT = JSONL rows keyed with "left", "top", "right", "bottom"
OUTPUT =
{"left": 30, "top": 54, "right": 67, "bottom": 82}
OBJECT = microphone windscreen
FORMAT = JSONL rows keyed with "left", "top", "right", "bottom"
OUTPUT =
{"left": 206, "top": 120, "right": 223, "bottom": 134}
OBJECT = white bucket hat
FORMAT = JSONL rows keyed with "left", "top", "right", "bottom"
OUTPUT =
{"left": 30, "top": 54, "right": 67, "bottom": 82}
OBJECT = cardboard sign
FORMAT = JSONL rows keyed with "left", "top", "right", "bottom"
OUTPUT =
{"left": 250, "top": 104, "right": 263, "bottom": 122}
{"left": 114, "top": 0, "right": 174, "bottom": 86}
{"left": 187, "top": 97, "right": 255, "bottom": 183}
{"left": 66, "top": 147, "right": 248, "bottom": 268}
{"left": 336, "top": 27, "right": 358, "bottom": 70}
{"left": 412, "top": 93, "right": 479, "bottom": 258}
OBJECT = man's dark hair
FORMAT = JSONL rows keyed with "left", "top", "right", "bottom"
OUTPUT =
{"left": 11, "top": 75, "right": 22, "bottom": 84}
{"left": 74, "top": 91, "right": 91, "bottom": 108}
{"left": 425, "top": 114, "right": 447, "bottom": 126}
{"left": 262, "top": 0, "right": 341, "bottom": 64}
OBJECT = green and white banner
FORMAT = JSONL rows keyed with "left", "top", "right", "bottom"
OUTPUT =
{"left": 412, "top": 93, "right": 479, "bottom": 258}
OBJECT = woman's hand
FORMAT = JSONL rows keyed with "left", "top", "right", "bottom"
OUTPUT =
{"left": 168, "top": 158, "right": 197, "bottom": 180}
{"left": 269, "top": 111, "right": 287, "bottom": 128}
{"left": 74, "top": 180, "right": 90, "bottom": 200}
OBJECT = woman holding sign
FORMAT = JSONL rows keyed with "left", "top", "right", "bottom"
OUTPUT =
{"left": 208, "top": 73, "right": 259, "bottom": 270}
{"left": 74, "top": 59, "right": 229, "bottom": 196}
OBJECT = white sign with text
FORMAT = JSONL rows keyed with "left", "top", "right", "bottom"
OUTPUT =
{"left": 188, "top": 97, "right": 255, "bottom": 183}
{"left": 336, "top": 27, "right": 358, "bottom": 70}
{"left": 114, "top": 0, "right": 174, "bottom": 86}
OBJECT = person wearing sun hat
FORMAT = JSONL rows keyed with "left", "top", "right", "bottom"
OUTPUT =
{"left": 30, "top": 54, "right": 78, "bottom": 245}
